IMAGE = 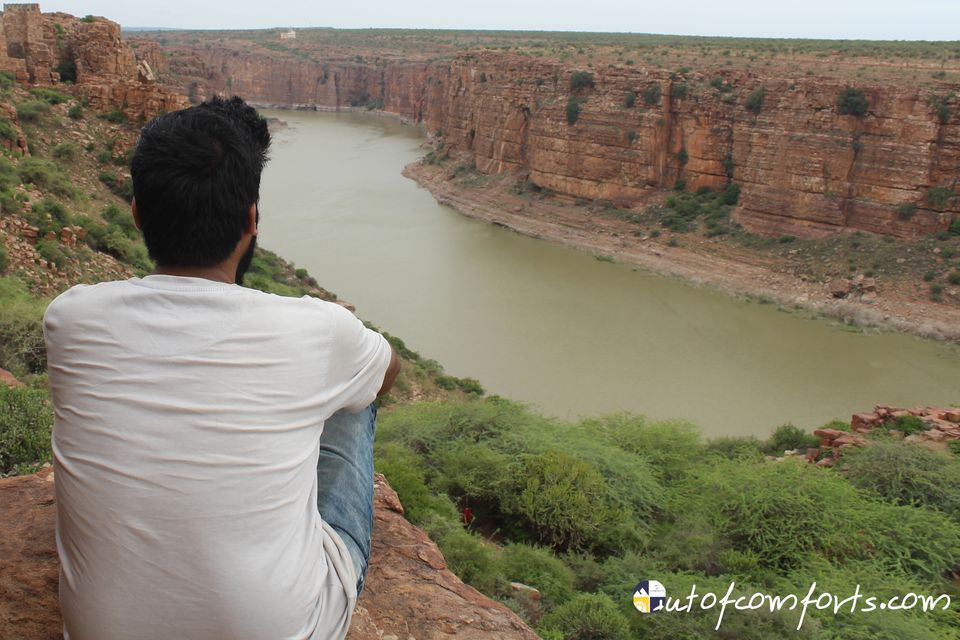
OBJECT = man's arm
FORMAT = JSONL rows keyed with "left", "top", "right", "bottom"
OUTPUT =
{"left": 377, "top": 346, "right": 400, "bottom": 397}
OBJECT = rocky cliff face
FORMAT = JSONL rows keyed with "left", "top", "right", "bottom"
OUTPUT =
{"left": 156, "top": 44, "right": 959, "bottom": 240}
{"left": 0, "top": 4, "right": 186, "bottom": 122}
{"left": 0, "top": 470, "right": 538, "bottom": 640}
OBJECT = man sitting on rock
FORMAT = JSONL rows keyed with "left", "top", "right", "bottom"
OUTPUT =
{"left": 43, "top": 96, "right": 399, "bottom": 640}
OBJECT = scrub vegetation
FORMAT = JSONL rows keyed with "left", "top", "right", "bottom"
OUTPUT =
{"left": 374, "top": 398, "right": 960, "bottom": 639}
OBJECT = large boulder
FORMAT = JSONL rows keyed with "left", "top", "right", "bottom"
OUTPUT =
{"left": 0, "top": 472, "right": 538, "bottom": 640}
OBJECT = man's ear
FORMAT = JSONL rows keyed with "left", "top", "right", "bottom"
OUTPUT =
{"left": 247, "top": 203, "right": 258, "bottom": 236}
{"left": 131, "top": 198, "right": 142, "bottom": 231}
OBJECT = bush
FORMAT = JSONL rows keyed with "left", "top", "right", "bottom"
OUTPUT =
{"left": 838, "top": 438, "right": 960, "bottom": 519}
{"left": 436, "top": 528, "right": 501, "bottom": 593}
{"left": 889, "top": 414, "right": 927, "bottom": 435}
{"left": 745, "top": 87, "right": 765, "bottom": 113}
{"left": 102, "top": 203, "right": 138, "bottom": 239}
{"left": 22, "top": 198, "right": 72, "bottom": 236}
{"left": 763, "top": 423, "right": 818, "bottom": 454}
{"left": 67, "top": 104, "right": 83, "bottom": 120}
{"left": 28, "top": 87, "right": 69, "bottom": 105}
{"left": 896, "top": 202, "right": 917, "bottom": 219}
{"left": 837, "top": 87, "right": 869, "bottom": 116}
{"left": 0, "top": 385, "right": 53, "bottom": 476}
{"left": 951, "top": 216, "right": 960, "bottom": 235}
{"left": 673, "top": 82, "right": 688, "bottom": 99}
{"left": 498, "top": 543, "right": 576, "bottom": 610}
{"left": 949, "top": 271, "right": 960, "bottom": 285}
{"left": 673, "top": 179, "right": 685, "bottom": 191}
{"left": 35, "top": 238, "right": 68, "bottom": 268}
{"left": 98, "top": 107, "right": 126, "bottom": 124}
{"left": 15, "top": 99, "right": 48, "bottom": 122}
{"left": 538, "top": 593, "right": 630, "bottom": 640}
{"left": 0, "top": 276, "right": 47, "bottom": 376}
{"left": 926, "top": 186, "right": 955, "bottom": 211}
{"left": 677, "top": 147, "right": 688, "bottom": 166}
{"left": 565, "top": 97, "right": 582, "bottom": 125}
{"left": 642, "top": 83, "right": 661, "bottom": 106}
{"left": 623, "top": 91, "right": 636, "bottom": 108}
{"left": 503, "top": 450, "right": 622, "bottom": 551}
{"left": 720, "top": 183, "right": 741, "bottom": 205}
{"left": 100, "top": 229, "right": 152, "bottom": 271}
{"left": 0, "top": 70, "right": 14, "bottom": 89}
{"left": 17, "top": 157, "right": 76, "bottom": 198}
{"left": 51, "top": 142, "right": 76, "bottom": 160}
{"left": 0, "top": 119, "right": 17, "bottom": 142}
{"left": 569, "top": 71, "right": 593, "bottom": 92}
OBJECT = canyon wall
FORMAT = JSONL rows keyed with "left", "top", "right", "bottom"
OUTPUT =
{"left": 0, "top": 4, "right": 186, "bottom": 121}
{"left": 155, "top": 45, "right": 958, "bottom": 239}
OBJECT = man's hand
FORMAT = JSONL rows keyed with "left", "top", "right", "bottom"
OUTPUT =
{"left": 377, "top": 347, "right": 400, "bottom": 397}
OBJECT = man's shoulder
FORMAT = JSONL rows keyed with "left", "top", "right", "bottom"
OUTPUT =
{"left": 45, "top": 279, "right": 129, "bottom": 316}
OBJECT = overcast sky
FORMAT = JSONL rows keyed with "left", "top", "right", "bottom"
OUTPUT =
{"left": 36, "top": 1, "right": 960, "bottom": 40}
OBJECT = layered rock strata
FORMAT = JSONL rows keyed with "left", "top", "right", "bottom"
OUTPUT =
{"left": 156, "top": 45, "right": 960, "bottom": 239}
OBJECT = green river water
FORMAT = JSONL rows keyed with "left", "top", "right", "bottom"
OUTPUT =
{"left": 258, "top": 109, "right": 960, "bottom": 437}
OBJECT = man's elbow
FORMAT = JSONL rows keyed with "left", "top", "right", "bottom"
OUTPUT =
{"left": 377, "top": 348, "right": 400, "bottom": 397}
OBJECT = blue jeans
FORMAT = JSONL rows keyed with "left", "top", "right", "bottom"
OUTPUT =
{"left": 316, "top": 404, "right": 377, "bottom": 596}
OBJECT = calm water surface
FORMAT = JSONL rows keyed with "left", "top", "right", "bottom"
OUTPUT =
{"left": 259, "top": 110, "right": 960, "bottom": 437}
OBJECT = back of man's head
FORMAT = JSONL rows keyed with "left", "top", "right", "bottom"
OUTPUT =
{"left": 130, "top": 97, "right": 271, "bottom": 268}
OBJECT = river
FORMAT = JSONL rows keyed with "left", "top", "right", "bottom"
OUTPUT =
{"left": 258, "top": 109, "right": 960, "bottom": 437}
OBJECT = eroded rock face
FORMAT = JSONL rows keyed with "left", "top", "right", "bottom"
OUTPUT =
{"left": 0, "top": 471, "right": 537, "bottom": 640}
{"left": 0, "top": 5, "right": 187, "bottom": 122}
{"left": 160, "top": 46, "right": 959, "bottom": 239}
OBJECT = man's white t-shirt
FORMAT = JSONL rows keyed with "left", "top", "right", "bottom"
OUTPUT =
{"left": 43, "top": 275, "right": 392, "bottom": 640}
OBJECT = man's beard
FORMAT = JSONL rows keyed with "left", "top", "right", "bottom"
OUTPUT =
{"left": 235, "top": 234, "right": 257, "bottom": 285}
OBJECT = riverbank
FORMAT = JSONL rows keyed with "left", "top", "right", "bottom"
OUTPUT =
{"left": 404, "top": 159, "right": 960, "bottom": 344}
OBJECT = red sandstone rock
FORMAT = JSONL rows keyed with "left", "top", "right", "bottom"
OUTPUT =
{"left": 945, "top": 410, "right": 960, "bottom": 424}
{"left": 0, "top": 472, "right": 537, "bottom": 640}
{"left": 851, "top": 412, "right": 881, "bottom": 431}
{"left": 148, "top": 44, "right": 960, "bottom": 240}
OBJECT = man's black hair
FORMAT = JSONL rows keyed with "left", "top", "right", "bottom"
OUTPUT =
{"left": 130, "top": 96, "right": 271, "bottom": 268}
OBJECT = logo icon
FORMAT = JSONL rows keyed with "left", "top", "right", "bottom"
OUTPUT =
{"left": 633, "top": 580, "right": 666, "bottom": 614}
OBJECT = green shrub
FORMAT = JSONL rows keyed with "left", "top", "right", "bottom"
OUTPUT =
{"left": 838, "top": 438, "right": 960, "bottom": 519}
{"left": 96, "top": 149, "right": 112, "bottom": 164}
{"left": 436, "top": 528, "right": 501, "bottom": 593}
{"left": 51, "top": 142, "right": 76, "bottom": 160}
{"left": 0, "top": 276, "right": 47, "bottom": 376}
{"left": 35, "top": 238, "right": 68, "bottom": 268}
{"left": 623, "top": 91, "right": 636, "bottom": 108}
{"left": 764, "top": 423, "right": 819, "bottom": 454}
{"left": 17, "top": 157, "right": 76, "bottom": 198}
{"left": 0, "top": 243, "right": 6, "bottom": 273}
{"left": 67, "top": 104, "right": 82, "bottom": 120}
{"left": 950, "top": 216, "right": 960, "bottom": 235}
{"left": 102, "top": 203, "right": 138, "bottom": 239}
{"left": 720, "top": 183, "right": 741, "bottom": 205}
{"left": 15, "top": 99, "right": 49, "bottom": 122}
{"left": 22, "top": 198, "right": 72, "bottom": 235}
{"left": 673, "top": 82, "right": 688, "bottom": 99}
{"left": 98, "top": 107, "right": 126, "bottom": 124}
{"left": 677, "top": 147, "right": 688, "bottom": 165}
{"left": 837, "top": 87, "right": 869, "bottom": 116}
{"left": 569, "top": 71, "right": 593, "bottom": 92}
{"left": 565, "top": 97, "right": 582, "bottom": 125}
{"left": 949, "top": 271, "right": 960, "bottom": 285}
{"left": 375, "top": 441, "right": 459, "bottom": 525}
{"left": 929, "top": 94, "right": 952, "bottom": 124}
{"left": 0, "top": 385, "right": 53, "bottom": 476}
{"left": 889, "top": 414, "right": 927, "bottom": 435}
{"left": 896, "top": 202, "right": 917, "bottom": 219}
{"left": 673, "top": 179, "right": 685, "bottom": 191}
{"left": 538, "top": 593, "right": 630, "bottom": 640}
{"left": 0, "top": 70, "right": 14, "bottom": 89}
{"left": 498, "top": 543, "right": 576, "bottom": 610}
{"left": 100, "top": 229, "right": 152, "bottom": 271}
{"left": 745, "top": 87, "right": 765, "bottom": 114}
{"left": 503, "top": 450, "right": 622, "bottom": 551}
{"left": 705, "top": 435, "right": 765, "bottom": 460}
{"left": 0, "top": 119, "right": 17, "bottom": 142}
{"left": 926, "top": 186, "right": 955, "bottom": 211}
{"left": 642, "top": 83, "right": 661, "bottom": 106}
{"left": 28, "top": 87, "right": 69, "bottom": 105}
